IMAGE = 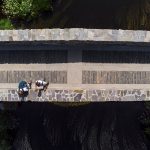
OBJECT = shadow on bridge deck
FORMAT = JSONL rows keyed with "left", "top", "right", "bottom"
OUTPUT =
{"left": 0, "top": 50, "right": 68, "bottom": 64}
{"left": 0, "top": 41, "right": 150, "bottom": 64}
{"left": 1, "top": 49, "right": 150, "bottom": 64}
{"left": 83, "top": 50, "right": 150, "bottom": 63}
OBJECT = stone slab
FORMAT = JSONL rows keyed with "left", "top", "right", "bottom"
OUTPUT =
{"left": 0, "top": 29, "right": 150, "bottom": 42}
{"left": 82, "top": 71, "right": 150, "bottom": 84}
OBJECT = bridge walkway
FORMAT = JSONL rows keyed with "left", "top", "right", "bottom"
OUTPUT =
{"left": 0, "top": 63, "right": 150, "bottom": 102}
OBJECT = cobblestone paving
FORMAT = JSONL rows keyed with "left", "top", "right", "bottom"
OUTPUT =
{"left": 0, "top": 89, "right": 150, "bottom": 102}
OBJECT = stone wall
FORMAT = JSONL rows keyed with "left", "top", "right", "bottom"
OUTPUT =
{"left": 82, "top": 71, "right": 150, "bottom": 84}
{"left": 0, "top": 89, "right": 149, "bottom": 102}
{"left": 0, "top": 29, "right": 150, "bottom": 42}
{"left": 0, "top": 71, "right": 67, "bottom": 83}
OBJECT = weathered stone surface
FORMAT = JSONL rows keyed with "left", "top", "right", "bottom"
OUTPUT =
{"left": 82, "top": 71, "right": 150, "bottom": 84}
{"left": 0, "top": 71, "right": 8, "bottom": 83}
{"left": 0, "top": 29, "right": 150, "bottom": 42}
{"left": 0, "top": 71, "right": 67, "bottom": 83}
{"left": 0, "top": 89, "right": 150, "bottom": 102}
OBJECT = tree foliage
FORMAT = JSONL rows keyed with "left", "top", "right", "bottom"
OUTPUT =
{"left": 2, "top": 0, "right": 53, "bottom": 19}
{"left": 116, "top": 0, "right": 150, "bottom": 30}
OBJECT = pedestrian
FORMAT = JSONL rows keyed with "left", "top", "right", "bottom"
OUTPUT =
{"left": 35, "top": 79, "right": 49, "bottom": 91}
{"left": 17, "top": 80, "right": 32, "bottom": 97}
{"left": 35, "top": 79, "right": 49, "bottom": 97}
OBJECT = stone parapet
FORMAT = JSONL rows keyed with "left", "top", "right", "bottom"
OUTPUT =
{"left": 0, "top": 89, "right": 149, "bottom": 102}
{"left": 0, "top": 29, "right": 150, "bottom": 42}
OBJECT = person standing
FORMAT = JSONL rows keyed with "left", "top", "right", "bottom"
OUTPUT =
{"left": 17, "top": 80, "right": 32, "bottom": 98}
{"left": 35, "top": 79, "right": 49, "bottom": 91}
{"left": 35, "top": 79, "right": 49, "bottom": 97}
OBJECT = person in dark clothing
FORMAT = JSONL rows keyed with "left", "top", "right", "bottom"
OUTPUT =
{"left": 17, "top": 80, "right": 32, "bottom": 97}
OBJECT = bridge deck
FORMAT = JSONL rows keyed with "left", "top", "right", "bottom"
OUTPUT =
{"left": 0, "top": 63, "right": 150, "bottom": 102}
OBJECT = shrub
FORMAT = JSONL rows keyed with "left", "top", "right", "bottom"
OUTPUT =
{"left": 31, "top": 0, "right": 53, "bottom": 17}
{"left": 2, "top": 0, "right": 32, "bottom": 19}
{"left": 0, "top": 19, "right": 13, "bottom": 29}
{"left": 2, "top": 0, "right": 53, "bottom": 19}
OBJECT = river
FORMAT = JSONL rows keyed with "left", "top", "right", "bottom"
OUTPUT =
{"left": 4, "top": 101, "right": 149, "bottom": 150}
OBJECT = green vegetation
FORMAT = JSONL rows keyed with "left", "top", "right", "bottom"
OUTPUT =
{"left": 1, "top": 0, "right": 150, "bottom": 29}
{"left": 116, "top": 0, "right": 150, "bottom": 30}
{"left": 0, "top": 19, "right": 13, "bottom": 29}
{"left": 31, "top": 0, "right": 53, "bottom": 17}
{"left": 2, "top": 0, "right": 53, "bottom": 19}
{"left": 2, "top": 0, "right": 32, "bottom": 19}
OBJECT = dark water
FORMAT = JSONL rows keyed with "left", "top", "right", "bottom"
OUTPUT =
{"left": 4, "top": 102, "right": 149, "bottom": 150}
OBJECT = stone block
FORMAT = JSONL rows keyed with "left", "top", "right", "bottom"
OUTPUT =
{"left": 133, "top": 31, "right": 146, "bottom": 42}
{"left": 0, "top": 29, "right": 149, "bottom": 42}
{"left": 61, "top": 29, "right": 70, "bottom": 41}
{"left": 0, "top": 71, "right": 8, "bottom": 83}
{"left": 144, "top": 31, "right": 150, "bottom": 42}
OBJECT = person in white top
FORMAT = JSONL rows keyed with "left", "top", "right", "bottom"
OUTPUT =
{"left": 35, "top": 79, "right": 49, "bottom": 91}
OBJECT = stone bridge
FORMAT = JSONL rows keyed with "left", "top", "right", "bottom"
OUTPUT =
{"left": 0, "top": 29, "right": 150, "bottom": 102}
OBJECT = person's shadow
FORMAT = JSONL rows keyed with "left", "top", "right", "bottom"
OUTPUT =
{"left": 18, "top": 91, "right": 29, "bottom": 101}
{"left": 38, "top": 90, "right": 42, "bottom": 97}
